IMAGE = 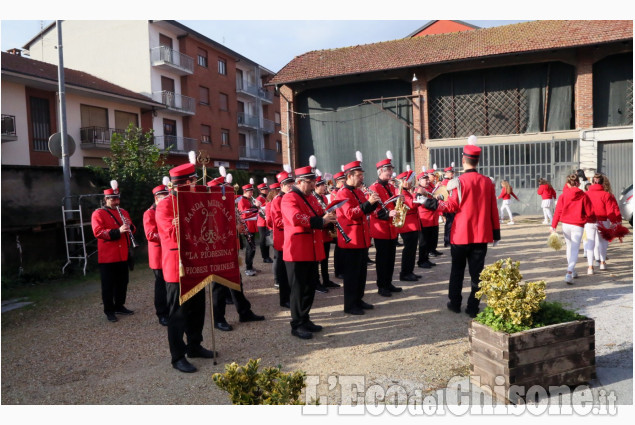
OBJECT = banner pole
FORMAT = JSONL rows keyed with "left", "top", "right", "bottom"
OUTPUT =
{"left": 207, "top": 284, "right": 217, "bottom": 365}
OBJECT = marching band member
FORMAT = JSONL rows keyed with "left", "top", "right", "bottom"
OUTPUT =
{"left": 335, "top": 153, "right": 381, "bottom": 315}
{"left": 314, "top": 171, "right": 341, "bottom": 291}
{"left": 265, "top": 181, "right": 281, "bottom": 285}
{"left": 498, "top": 180, "right": 520, "bottom": 224}
{"left": 369, "top": 151, "right": 402, "bottom": 297}
{"left": 282, "top": 163, "right": 337, "bottom": 339}
{"left": 270, "top": 167, "right": 294, "bottom": 308}
{"left": 395, "top": 169, "right": 422, "bottom": 282}
{"left": 537, "top": 178, "right": 557, "bottom": 224}
{"left": 256, "top": 180, "right": 274, "bottom": 264}
{"left": 206, "top": 175, "right": 265, "bottom": 332}
{"left": 416, "top": 172, "right": 439, "bottom": 268}
{"left": 155, "top": 162, "right": 217, "bottom": 373}
{"left": 143, "top": 179, "right": 170, "bottom": 326}
{"left": 237, "top": 180, "right": 259, "bottom": 276}
{"left": 422, "top": 135, "right": 501, "bottom": 318}
{"left": 331, "top": 169, "right": 347, "bottom": 279}
{"left": 426, "top": 169, "right": 444, "bottom": 253}
{"left": 441, "top": 163, "right": 456, "bottom": 249}
{"left": 91, "top": 180, "right": 136, "bottom": 323}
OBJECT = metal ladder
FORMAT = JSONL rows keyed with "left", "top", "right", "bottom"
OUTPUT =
{"left": 61, "top": 194, "right": 101, "bottom": 275}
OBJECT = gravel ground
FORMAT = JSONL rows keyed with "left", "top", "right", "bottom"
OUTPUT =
{"left": 1, "top": 216, "right": 632, "bottom": 407}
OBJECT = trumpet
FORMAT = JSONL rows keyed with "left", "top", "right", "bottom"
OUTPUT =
{"left": 116, "top": 206, "right": 139, "bottom": 248}
{"left": 312, "top": 191, "right": 351, "bottom": 244}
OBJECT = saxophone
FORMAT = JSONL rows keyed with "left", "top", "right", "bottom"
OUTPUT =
{"left": 392, "top": 179, "right": 408, "bottom": 228}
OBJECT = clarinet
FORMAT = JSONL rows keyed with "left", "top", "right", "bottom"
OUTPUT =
{"left": 250, "top": 196, "right": 266, "bottom": 219}
{"left": 362, "top": 186, "right": 390, "bottom": 215}
{"left": 116, "top": 206, "right": 139, "bottom": 248}
{"left": 312, "top": 191, "right": 352, "bottom": 244}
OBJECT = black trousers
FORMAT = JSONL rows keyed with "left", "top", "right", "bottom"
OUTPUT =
{"left": 274, "top": 249, "right": 290, "bottom": 305}
{"left": 99, "top": 261, "right": 129, "bottom": 314}
{"left": 340, "top": 248, "right": 368, "bottom": 311}
{"left": 333, "top": 244, "right": 343, "bottom": 277}
{"left": 319, "top": 242, "right": 332, "bottom": 285}
{"left": 448, "top": 243, "right": 488, "bottom": 311}
{"left": 400, "top": 231, "right": 419, "bottom": 276}
{"left": 152, "top": 269, "right": 169, "bottom": 319}
{"left": 418, "top": 226, "right": 438, "bottom": 264}
{"left": 166, "top": 282, "right": 206, "bottom": 364}
{"left": 374, "top": 238, "right": 397, "bottom": 289}
{"left": 212, "top": 281, "right": 251, "bottom": 323}
{"left": 285, "top": 261, "right": 318, "bottom": 329}
{"left": 245, "top": 233, "right": 256, "bottom": 270}
{"left": 258, "top": 226, "right": 271, "bottom": 260}
{"left": 444, "top": 213, "right": 455, "bottom": 246}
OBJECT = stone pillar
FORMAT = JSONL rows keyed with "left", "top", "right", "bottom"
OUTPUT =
{"left": 575, "top": 48, "right": 596, "bottom": 174}
{"left": 412, "top": 74, "right": 429, "bottom": 173}
{"left": 278, "top": 85, "right": 297, "bottom": 169}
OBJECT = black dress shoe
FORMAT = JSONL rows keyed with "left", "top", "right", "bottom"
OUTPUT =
{"left": 465, "top": 307, "right": 480, "bottom": 318}
{"left": 378, "top": 288, "right": 392, "bottom": 297}
{"left": 173, "top": 358, "right": 197, "bottom": 373}
{"left": 263, "top": 258, "right": 273, "bottom": 263}
{"left": 280, "top": 301, "right": 290, "bottom": 308}
{"left": 367, "top": 258, "right": 375, "bottom": 264}
{"left": 304, "top": 321, "right": 323, "bottom": 332}
{"left": 446, "top": 302, "right": 461, "bottom": 313}
{"left": 431, "top": 250, "right": 444, "bottom": 256}
{"left": 315, "top": 285, "right": 329, "bottom": 294}
{"left": 387, "top": 284, "right": 403, "bottom": 292}
{"left": 399, "top": 274, "right": 418, "bottom": 282}
{"left": 187, "top": 346, "right": 218, "bottom": 359}
{"left": 239, "top": 311, "right": 265, "bottom": 322}
{"left": 325, "top": 280, "right": 341, "bottom": 288}
{"left": 159, "top": 316, "right": 169, "bottom": 326}
{"left": 214, "top": 321, "right": 233, "bottom": 332}
{"left": 418, "top": 262, "right": 432, "bottom": 269}
{"left": 106, "top": 313, "right": 118, "bottom": 322}
{"left": 358, "top": 300, "right": 374, "bottom": 310}
{"left": 413, "top": 273, "right": 423, "bottom": 278}
{"left": 114, "top": 306, "right": 134, "bottom": 315}
{"left": 335, "top": 274, "right": 345, "bottom": 279}
{"left": 344, "top": 307, "right": 365, "bottom": 315}
{"left": 291, "top": 327, "right": 313, "bottom": 339}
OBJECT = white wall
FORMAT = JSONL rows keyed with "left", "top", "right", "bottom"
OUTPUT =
{"left": 1, "top": 81, "right": 31, "bottom": 165}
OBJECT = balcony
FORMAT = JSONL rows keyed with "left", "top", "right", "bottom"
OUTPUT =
{"left": 1, "top": 114, "right": 17, "bottom": 142}
{"left": 155, "top": 135, "right": 198, "bottom": 154}
{"left": 79, "top": 126, "right": 125, "bottom": 148}
{"left": 239, "top": 146, "right": 279, "bottom": 163}
{"left": 259, "top": 88, "right": 274, "bottom": 104}
{"left": 237, "top": 78, "right": 273, "bottom": 103}
{"left": 150, "top": 46, "right": 194, "bottom": 76}
{"left": 237, "top": 112, "right": 259, "bottom": 129}
{"left": 152, "top": 91, "right": 196, "bottom": 115}
{"left": 262, "top": 118, "right": 275, "bottom": 134}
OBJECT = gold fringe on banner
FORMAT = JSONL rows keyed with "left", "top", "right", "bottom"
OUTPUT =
{"left": 179, "top": 274, "right": 241, "bottom": 304}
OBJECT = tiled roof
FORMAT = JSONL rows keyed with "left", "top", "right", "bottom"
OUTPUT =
{"left": 270, "top": 20, "right": 633, "bottom": 85}
{"left": 1, "top": 52, "right": 161, "bottom": 105}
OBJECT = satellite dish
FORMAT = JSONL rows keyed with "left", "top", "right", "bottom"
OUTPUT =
{"left": 48, "top": 132, "right": 76, "bottom": 158}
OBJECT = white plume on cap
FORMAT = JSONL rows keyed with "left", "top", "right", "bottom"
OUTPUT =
{"left": 249, "top": 177, "right": 254, "bottom": 185}
{"left": 421, "top": 165, "right": 426, "bottom": 172}
{"left": 406, "top": 164, "right": 411, "bottom": 172}
{"left": 162, "top": 176, "right": 170, "bottom": 186}
{"left": 356, "top": 151, "right": 363, "bottom": 162}
{"left": 219, "top": 166, "right": 226, "bottom": 177}
{"left": 226, "top": 173, "right": 233, "bottom": 184}
{"left": 283, "top": 163, "right": 292, "bottom": 173}
{"left": 341, "top": 165, "right": 345, "bottom": 172}
{"left": 433, "top": 163, "right": 437, "bottom": 170}
{"left": 188, "top": 151, "right": 197, "bottom": 165}
{"left": 467, "top": 135, "right": 478, "bottom": 145}
{"left": 263, "top": 177, "right": 268, "bottom": 184}
{"left": 110, "top": 180, "right": 118, "bottom": 190}
{"left": 316, "top": 169, "right": 322, "bottom": 177}
{"left": 386, "top": 150, "right": 393, "bottom": 160}
{"left": 451, "top": 161, "right": 455, "bottom": 168}
{"left": 309, "top": 155, "right": 317, "bottom": 168}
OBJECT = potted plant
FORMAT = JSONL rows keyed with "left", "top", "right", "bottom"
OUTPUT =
{"left": 469, "top": 258, "right": 596, "bottom": 404}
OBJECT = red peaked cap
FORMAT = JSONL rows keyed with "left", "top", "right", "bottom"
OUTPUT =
{"left": 343, "top": 160, "right": 363, "bottom": 173}
{"left": 152, "top": 185, "right": 169, "bottom": 195}
{"left": 207, "top": 176, "right": 226, "bottom": 187}
{"left": 276, "top": 171, "right": 294, "bottom": 184}
{"left": 269, "top": 182, "right": 281, "bottom": 189}
{"left": 444, "top": 166, "right": 454, "bottom": 172}
{"left": 315, "top": 176, "right": 325, "bottom": 185}
{"left": 294, "top": 165, "right": 315, "bottom": 179}
{"left": 104, "top": 188, "right": 119, "bottom": 197}
{"left": 417, "top": 172, "right": 430, "bottom": 180}
{"left": 463, "top": 144, "right": 481, "bottom": 159}
{"left": 396, "top": 170, "right": 414, "bottom": 180}
{"left": 242, "top": 184, "right": 254, "bottom": 191}
{"left": 333, "top": 171, "right": 345, "bottom": 181}
{"left": 169, "top": 163, "right": 196, "bottom": 179}
{"left": 376, "top": 158, "right": 393, "bottom": 169}
{"left": 257, "top": 183, "right": 268, "bottom": 189}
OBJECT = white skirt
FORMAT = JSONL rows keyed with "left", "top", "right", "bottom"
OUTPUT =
{"left": 541, "top": 199, "right": 553, "bottom": 209}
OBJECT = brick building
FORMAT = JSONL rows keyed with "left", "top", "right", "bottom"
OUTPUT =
{"left": 270, "top": 20, "right": 633, "bottom": 214}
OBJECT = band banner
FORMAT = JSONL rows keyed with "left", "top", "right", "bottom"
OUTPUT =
{"left": 177, "top": 186, "right": 241, "bottom": 304}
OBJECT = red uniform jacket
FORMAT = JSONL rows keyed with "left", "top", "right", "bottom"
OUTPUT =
{"left": 537, "top": 184, "right": 557, "bottom": 200}
{"left": 398, "top": 190, "right": 421, "bottom": 233}
{"left": 237, "top": 196, "right": 258, "bottom": 233}
{"left": 438, "top": 169, "right": 500, "bottom": 244}
{"left": 335, "top": 185, "right": 377, "bottom": 249}
{"left": 584, "top": 184, "right": 620, "bottom": 223}
{"left": 498, "top": 188, "right": 520, "bottom": 201}
{"left": 269, "top": 194, "right": 285, "bottom": 252}
{"left": 552, "top": 186, "right": 595, "bottom": 229}
{"left": 256, "top": 195, "right": 267, "bottom": 228}
{"left": 369, "top": 179, "right": 398, "bottom": 240}
{"left": 265, "top": 201, "right": 274, "bottom": 230}
{"left": 143, "top": 204, "right": 162, "bottom": 270}
{"left": 91, "top": 207, "right": 135, "bottom": 264}
{"left": 155, "top": 194, "right": 180, "bottom": 283}
{"left": 281, "top": 187, "right": 325, "bottom": 262}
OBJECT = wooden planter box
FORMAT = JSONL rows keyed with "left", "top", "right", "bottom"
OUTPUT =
{"left": 469, "top": 318, "right": 596, "bottom": 404}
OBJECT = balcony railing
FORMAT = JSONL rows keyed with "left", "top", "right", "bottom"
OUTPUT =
{"left": 79, "top": 126, "right": 125, "bottom": 148}
{"left": 152, "top": 91, "right": 196, "bottom": 115}
{"left": 259, "top": 88, "right": 274, "bottom": 103}
{"left": 1, "top": 114, "right": 17, "bottom": 142}
{"left": 155, "top": 135, "right": 198, "bottom": 153}
{"left": 239, "top": 146, "right": 279, "bottom": 162}
{"left": 150, "top": 46, "right": 194, "bottom": 75}
{"left": 236, "top": 77, "right": 259, "bottom": 97}
{"left": 237, "top": 112, "right": 260, "bottom": 129}
{"left": 262, "top": 118, "right": 275, "bottom": 134}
